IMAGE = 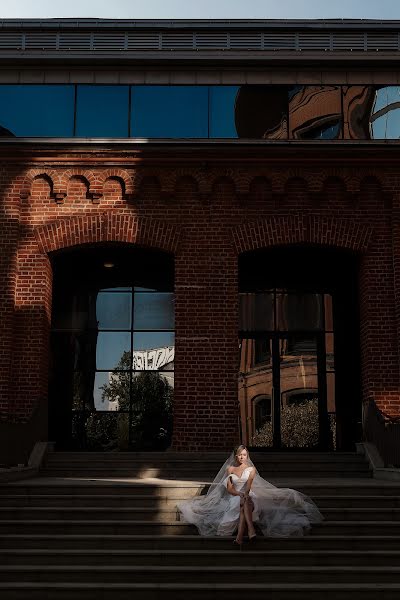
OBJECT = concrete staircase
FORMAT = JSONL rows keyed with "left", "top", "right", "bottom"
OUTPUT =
{"left": 1, "top": 451, "right": 400, "bottom": 598}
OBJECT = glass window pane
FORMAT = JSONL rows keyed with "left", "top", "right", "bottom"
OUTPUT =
{"left": 130, "top": 371, "right": 173, "bottom": 449}
{"left": 371, "top": 115, "right": 387, "bottom": 139}
{"left": 0, "top": 85, "right": 74, "bottom": 136}
{"left": 133, "top": 293, "right": 174, "bottom": 330}
{"left": 76, "top": 85, "right": 129, "bottom": 137}
{"left": 96, "top": 292, "right": 132, "bottom": 330}
{"left": 239, "top": 293, "right": 274, "bottom": 331}
{"left": 209, "top": 86, "right": 239, "bottom": 138}
{"left": 385, "top": 101, "right": 400, "bottom": 139}
{"left": 254, "top": 338, "right": 272, "bottom": 366}
{"left": 343, "top": 85, "right": 375, "bottom": 139}
{"left": 277, "top": 293, "right": 323, "bottom": 330}
{"left": 131, "top": 86, "right": 208, "bottom": 138}
{"left": 327, "top": 372, "right": 336, "bottom": 413}
{"left": 94, "top": 370, "right": 131, "bottom": 412}
{"left": 73, "top": 412, "right": 128, "bottom": 451}
{"left": 234, "top": 85, "right": 288, "bottom": 139}
{"left": 325, "top": 333, "right": 335, "bottom": 371}
{"left": 133, "top": 369, "right": 175, "bottom": 389}
{"left": 96, "top": 332, "right": 131, "bottom": 370}
{"left": 288, "top": 85, "right": 342, "bottom": 140}
{"left": 368, "top": 87, "right": 400, "bottom": 139}
{"left": 324, "top": 294, "right": 334, "bottom": 331}
{"left": 373, "top": 86, "right": 388, "bottom": 113}
{"left": 132, "top": 332, "right": 174, "bottom": 371}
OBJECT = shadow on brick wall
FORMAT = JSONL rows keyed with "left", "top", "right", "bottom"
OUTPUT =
{"left": 0, "top": 399, "right": 47, "bottom": 466}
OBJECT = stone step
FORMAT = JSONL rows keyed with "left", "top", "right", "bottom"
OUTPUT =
{"left": 40, "top": 465, "right": 372, "bottom": 477}
{"left": 2, "top": 548, "right": 400, "bottom": 567}
{"left": 1, "top": 564, "right": 400, "bottom": 584}
{"left": 1, "top": 534, "right": 399, "bottom": 551}
{"left": 1, "top": 582, "right": 400, "bottom": 600}
{"left": 1, "top": 506, "right": 399, "bottom": 521}
{"left": 1, "top": 493, "right": 398, "bottom": 509}
{"left": 38, "top": 473, "right": 372, "bottom": 483}
{"left": 0, "top": 483, "right": 206, "bottom": 498}
{"left": 0, "top": 520, "right": 397, "bottom": 535}
{"left": 43, "top": 458, "right": 370, "bottom": 469}
{"left": 2, "top": 480, "right": 398, "bottom": 497}
{"left": 45, "top": 451, "right": 367, "bottom": 462}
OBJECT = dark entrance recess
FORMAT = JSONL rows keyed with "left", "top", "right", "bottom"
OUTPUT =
{"left": 239, "top": 245, "right": 361, "bottom": 451}
{"left": 48, "top": 244, "right": 175, "bottom": 451}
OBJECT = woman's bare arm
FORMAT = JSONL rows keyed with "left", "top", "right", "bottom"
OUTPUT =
{"left": 226, "top": 469, "right": 242, "bottom": 497}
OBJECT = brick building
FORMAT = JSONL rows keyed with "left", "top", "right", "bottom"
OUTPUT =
{"left": 1, "top": 18, "right": 400, "bottom": 462}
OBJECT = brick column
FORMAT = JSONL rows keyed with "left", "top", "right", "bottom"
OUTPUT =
{"left": 173, "top": 225, "right": 239, "bottom": 451}
{"left": 0, "top": 173, "right": 20, "bottom": 416}
{"left": 10, "top": 233, "right": 52, "bottom": 427}
{"left": 359, "top": 219, "right": 400, "bottom": 417}
{"left": 391, "top": 200, "right": 400, "bottom": 411}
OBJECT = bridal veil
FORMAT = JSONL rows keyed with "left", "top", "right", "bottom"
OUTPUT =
{"left": 176, "top": 450, "right": 323, "bottom": 537}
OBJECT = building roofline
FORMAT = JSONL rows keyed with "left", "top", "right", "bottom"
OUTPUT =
{"left": 0, "top": 18, "right": 399, "bottom": 64}
{"left": 1, "top": 18, "right": 400, "bottom": 30}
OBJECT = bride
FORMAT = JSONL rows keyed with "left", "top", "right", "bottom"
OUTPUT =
{"left": 177, "top": 445, "right": 323, "bottom": 544}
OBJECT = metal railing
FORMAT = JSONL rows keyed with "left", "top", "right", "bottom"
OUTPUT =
{"left": 362, "top": 398, "right": 400, "bottom": 468}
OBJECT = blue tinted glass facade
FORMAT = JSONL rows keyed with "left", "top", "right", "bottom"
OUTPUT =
{"left": 0, "top": 84, "right": 399, "bottom": 139}
{"left": 131, "top": 86, "right": 208, "bottom": 138}
{"left": 76, "top": 85, "right": 129, "bottom": 137}
{"left": 209, "top": 86, "right": 239, "bottom": 138}
{"left": 0, "top": 85, "right": 74, "bottom": 137}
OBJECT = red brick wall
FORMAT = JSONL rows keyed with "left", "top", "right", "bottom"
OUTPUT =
{"left": 0, "top": 153, "right": 399, "bottom": 450}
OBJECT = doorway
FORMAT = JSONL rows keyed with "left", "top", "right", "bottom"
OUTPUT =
{"left": 239, "top": 245, "right": 360, "bottom": 451}
{"left": 48, "top": 243, "right": 175, "bottom": 451}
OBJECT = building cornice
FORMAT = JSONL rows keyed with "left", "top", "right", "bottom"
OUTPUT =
{"left": 0, "top": 139, "right": 400, "bottom": 168}
{"left": 0, "top": 19, "right": 400, "bottom": 65}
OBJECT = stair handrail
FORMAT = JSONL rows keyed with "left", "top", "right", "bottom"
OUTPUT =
{"left": 362, "top": 398, "right": 400, "bottom": 468}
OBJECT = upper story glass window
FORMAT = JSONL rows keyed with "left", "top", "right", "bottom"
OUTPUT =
{"left": 131, "top": 86, "right": 208, "bottom": 138}
{"left": 76, "top": 85, "right": 129, "bottom": 137}
{"left": 0, "top": 83, "right": 399, "bottom": 140}
{"left": 0, "top": 85, "right": 74, "bottom": 136}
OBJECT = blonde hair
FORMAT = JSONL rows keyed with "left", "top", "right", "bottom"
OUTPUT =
{"left": 234, "top": 444, "right": 248, "bottom": 458}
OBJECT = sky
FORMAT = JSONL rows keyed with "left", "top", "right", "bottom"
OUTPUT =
{"left": 0, "top": 0, "right": 400, "bottom": 20}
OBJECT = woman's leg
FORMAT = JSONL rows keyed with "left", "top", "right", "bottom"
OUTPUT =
{"left": 243, "top": 497, "right": 256, "bottom": 538}
{"left": 235, "top": 506, "right": 247, "bottom": 543}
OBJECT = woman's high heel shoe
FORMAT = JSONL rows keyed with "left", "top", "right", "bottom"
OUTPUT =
{"left": 233, "top": 538, "right": 243, "bottom": 547}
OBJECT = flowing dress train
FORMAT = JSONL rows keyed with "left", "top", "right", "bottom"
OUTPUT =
{"left": 177, "top": 465, "right": 323, "bottom": 537}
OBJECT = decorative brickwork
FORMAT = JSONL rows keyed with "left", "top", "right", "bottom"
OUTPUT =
{"left": 1, "top": 152, "right": 399, "bottom": 451}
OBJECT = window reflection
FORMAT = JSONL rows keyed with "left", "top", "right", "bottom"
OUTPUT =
{"left": 370, "top": 86, "right": 400, "bottom": 139}
{"left": 239, "top": 293, "right": 274, "bottom": 331}
{"left": 96, "top": 332, "right": 131, "bottom": 370}
{"left": 133, "top": 293, "right": 174, "bottom": 330}
{"left": 234, "top": 85, "right": 289, "bottom": 139}
{"left": 50, "top": 246, "right": 175, "bottom": 450}
{"left": 132, "top": 332, "right": 175, "bottom": 371}
{"left": 96, "top": 292, "right": 132, "bottom": 330}
{"left": 343, "top": 86, "right": 375, "bottom": 139}
{"left": 288, "top": 85, "right": 342, "bottom": 140}
{"left": 3, "top": 83, "right": 400, "bottom": 140}
{"left": 277, "top": 293, "right": 323, "bottom": 331}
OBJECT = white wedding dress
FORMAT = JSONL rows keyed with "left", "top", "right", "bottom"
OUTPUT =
{"left": 177, "top": 458, "right": 323, "bottom": 538}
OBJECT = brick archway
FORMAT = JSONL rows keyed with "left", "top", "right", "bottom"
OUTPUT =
{"left": 232, "top": 215, "right": 373, "bottom": 254}
{"left": 34, "top": 212, "right": 181, "bottom": 255}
